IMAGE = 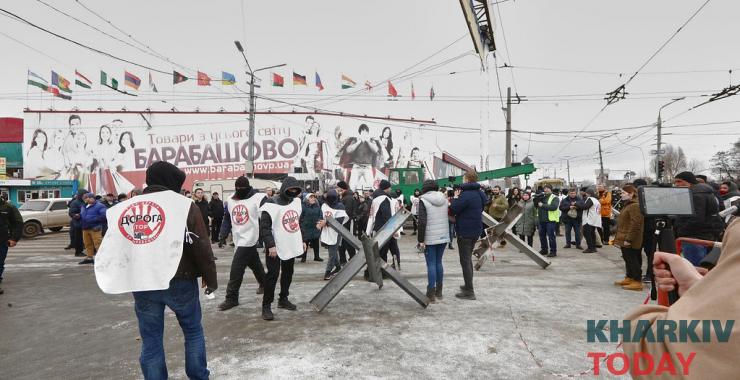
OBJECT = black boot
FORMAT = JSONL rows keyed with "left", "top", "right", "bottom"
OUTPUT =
{"left": 323, "top": 271, "right": 332, "bottom": 281}
{"left": 278, "top": 298, "right": 297, "bottom": 310}
{"left": 455, "top": 289, "right": 476, "bottom": 300}
{"left": 435, "top": 284, "right": 443, "bottom": 299}
{"left": 262, "top": 305, "right": 274, "bottom": 320}
{"left": 218, "top": 299, "right": 238, "bottom": 311}
{"left": 256, "top": 286, "right": 264, "bottom": 295}
{"left": 330, "top": 265, "right": 341, "bottom": 277}
{"left": 426, "top": 287, "right": 436, "bottom": 304}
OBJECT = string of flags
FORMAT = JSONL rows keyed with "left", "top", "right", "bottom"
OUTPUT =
{"left": 26, "top": 69, "right": 438, "bottom": 101}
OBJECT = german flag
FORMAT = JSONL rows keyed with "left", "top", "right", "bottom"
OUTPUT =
{"left": 293, "top": 72, "right": 307, "bottom": 86}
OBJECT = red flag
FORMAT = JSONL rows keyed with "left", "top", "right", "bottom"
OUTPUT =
{"left": 197, "top": 71, "right": 211, "bottom": 86}
{"left": 411, "top": 82, "right": 416, "bottom": 100}
{"left": 272, "top": 72, "right": 284, "bottom": 87}
{"left": 388, "top": 81, "right": 397, "bottom": 97}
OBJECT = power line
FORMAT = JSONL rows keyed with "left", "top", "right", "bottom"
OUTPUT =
{"left": 492, "top": 0, "right": 518, "bottom": 95}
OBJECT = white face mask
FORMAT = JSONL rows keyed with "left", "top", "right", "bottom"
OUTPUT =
{"left": 621, "top": 192, "right": 632, "bottom": 201}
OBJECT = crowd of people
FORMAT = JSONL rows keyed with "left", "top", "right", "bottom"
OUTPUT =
{"left": 3, "top": 161, "right": 738, "bottom": 379}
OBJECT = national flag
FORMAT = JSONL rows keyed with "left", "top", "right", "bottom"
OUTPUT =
{"left": 341, "top": 74, "right": 356, "bottom": 89}
{"left": 173, "top": 70, "right": 188, "bottom": 85}
{"left": 315, "top": 72, "right": 324, "bottom": 91}
{"left": 51, "top": 71, "right": 72, "bottom": 93}
{"left": 101, "top": 71, "right": 119, "bottom": 90}
{"left": 293, "top": 72, "right": 307, "bottom": 86}
{"left": 124, "top": 71, "right": 141, "bottom": 90}
{"left": 411, "top": 82, "right": 416, "bottom": 100}
{"left": 430, "top": 86, "right": 435, "bottom": 101}
{"left": 27, "top": 70, "right": 49, "bottom": 91}
{"left": 388, "top": 81, "right": 398, "bottom": 97}
{"left": 197, "top": 71, "right": 211, "bottom": 86}
{"left": 365, "top": 80, "right": 373, "bottom": 91}
{"left": 50, "top": 71, "right": 72, "bottom": 99}
{"left": 75, "top": 70, "right": 92, "bottom": 89}
{"left": 148, "top": 72, "right": 158, "bottom": 92}
{"left": 222, "top": 71, "right": 236, "bottom": 85}
{"left": 272, "top": 72, "right": 284, "bottom": 87}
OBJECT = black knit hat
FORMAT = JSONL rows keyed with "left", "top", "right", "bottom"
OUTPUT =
{"left": 378, "top": 179, "right": 391, "bottom": 190}
{"left": 336, "top": 180, "right": 349, "bottom": 190}
{"left": 235, "top": 176, "right": 250, "bottom": 189}
{"left": 674, "top": 171, "right": 698, "bottom": 184}
{"left": 421, "top": 179, "right": 438, "bottom": 194}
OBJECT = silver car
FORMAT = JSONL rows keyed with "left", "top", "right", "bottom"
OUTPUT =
{"left": 19, "top": 198, "right": 70, "bottom": 238}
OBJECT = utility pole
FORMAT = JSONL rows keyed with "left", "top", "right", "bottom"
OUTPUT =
{"left": 504, "top": 87, "right": 512, "bottom": 188}
{"left": 234, "top": 40, "right": 286, "bottom": 178}
{"left": 566, "top": 159, "right": 571, "bottom": 187}
{"left": 598, "top": 139, "right": 605, "bottom": 184}
{"left": 656, "top": 97, "right": 684, "bottom": 182}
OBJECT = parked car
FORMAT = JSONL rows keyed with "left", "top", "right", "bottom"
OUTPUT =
{"left": 19, "top": 198, "right": 70, "bottom": 238}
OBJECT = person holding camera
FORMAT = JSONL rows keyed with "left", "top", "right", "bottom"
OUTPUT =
{"left": 559, "top": 189, "right": 584, "bottom": 249}
{"left": 612, "top": 184, "right": 645, "bottom": 291}
{"left": 622, "top": 217, "right": 740, "bottom": 378}
{"left": 535, "top": 185, "right": 560, "bottom": 257}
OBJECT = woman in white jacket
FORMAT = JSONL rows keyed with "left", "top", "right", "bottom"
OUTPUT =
{"left": 416, "top": 180, "right": 450, "bottom": 303}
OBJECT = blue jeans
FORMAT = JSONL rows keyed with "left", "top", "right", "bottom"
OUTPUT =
{"left": 681, "top": 243, "right": 708, "bottom": 266}
{"left": 325, "top": 244, "right": 339, "bottom": 273}
{"left": 448, "top": 223, "right": 456, "bottom": 243}
{"left": 424, "top": 243, "right": 446, "bottom": 290}
{"left": 0, "top": 243, "right": 7, "bottom": 281}
{"left": 563, "top": 219, "right": 582, "bottom": 246}
{"left": 538, "top": 221, "right": 557, "bottom": 254}
{"left": 133, "top": 278, "right": 209, "bottom": 380}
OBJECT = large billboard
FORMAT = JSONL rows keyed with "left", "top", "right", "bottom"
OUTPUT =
{"left": 23, "top": 112, "right": 436, "bottom": 194}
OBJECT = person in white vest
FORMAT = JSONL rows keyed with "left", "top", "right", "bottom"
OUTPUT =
{"left": 259, "top": 176, "right": 305, "bottom": 321}
{"left": 580, "top": 186, "right": 602, "bottom": 254}
{"left": 416, "top": 180, "right": 450, "bottom": 303}
{"left": 316, "top": 189, "right": 348, "bottom": 280}
{"left": 217, "top": 176, "right": 269, "bottom": 312}
{"left": 410, "top": 189, "right": 421, "bottom": 235}
{"left": 364, "top": 180, "right": 397, "bottom": 278}
{"left": 94, "top": 161, "right": 217, "bottom": 380}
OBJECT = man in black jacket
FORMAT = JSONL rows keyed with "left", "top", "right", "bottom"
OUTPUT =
{"left": 259, "top": 177, "right": 304, "bottom": 320}
{"left": 132, "top": 161, "right": 217, "bottom": 379}
{"left": 336, "top": 180, "right": 356, "bottom": 264}
{"left": 208, "top": 192, "right": 224, "bottom": 243}
{"left": 68, "top": 189, "right": 86, "bottom": 256}
{"left": 217, "top": 177, "right": 267, "bottom": 311}
{"left": 192, "top": 188, "right": 210, "bottom": 238}
{"left": 673, "top": 171, "right": 722, "bottom": 265}
{"left": 0, "top": 195, "right": 22, "bottom": 295}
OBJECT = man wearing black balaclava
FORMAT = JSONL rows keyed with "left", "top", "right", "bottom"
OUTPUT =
{"left": 259, "top": 176, "right": 305, "bottom": 320}
{"left": 130, "top": 161, "right": 217, "bottom": 379}
{"left": 217, "top": 176, "right": 268, "bottom": 311}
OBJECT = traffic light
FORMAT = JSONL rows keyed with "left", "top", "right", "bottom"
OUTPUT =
{"left": 657, "top": 160, "right": 665, "bottom": 179}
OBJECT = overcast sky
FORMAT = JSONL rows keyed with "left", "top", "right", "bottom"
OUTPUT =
{"left": 1, "top": 0, "right": 738, "bottom": 182}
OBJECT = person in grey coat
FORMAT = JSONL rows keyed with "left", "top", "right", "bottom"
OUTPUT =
{"left": 515, "top": 192, "right": 537, "bottom": 247}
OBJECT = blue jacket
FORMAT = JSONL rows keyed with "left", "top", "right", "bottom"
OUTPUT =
{"left": 80, "top": 201, "right": 107, "bottom": 230}
{"left": 450, "top": 182, "right": 487, "bottom": 239}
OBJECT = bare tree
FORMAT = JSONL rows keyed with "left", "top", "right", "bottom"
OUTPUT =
{"left": 687, "top": 158, "right": 705, "bottom": 174}
{"left": 710, "top": 138, "right": 740, "bottom": 181}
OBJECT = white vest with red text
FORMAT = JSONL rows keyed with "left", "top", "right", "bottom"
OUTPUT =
{"left": 365, "top": 194, "right": 397, "bottom": 237}
{"left": 227, "top": 193, "right": 267, "bottom": 248}
{"left": 94, "top": 190, "right": 192, "bottom": 294}
{"left": 320, "top": 203, "right": 348, "bottom": 245}
{"left": 260, "top": 198, "right": 304, "bottom": 260}
{"left": 583, "top": 197, "right": 602, "bottom": 228}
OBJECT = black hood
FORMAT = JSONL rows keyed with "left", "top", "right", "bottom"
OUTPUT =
{"left": 279, "top": 176, "right": 302, "bottom": 200}
{"left": 371, "top": 188, "right": 389, "bottom": 199}
{"left": 325, "top": 189, "right": 339, "bottom": 206}
{"left": 691, "top": 183, "right": 715, "bottom": 195}
{"left": 145, "top": 161, "right": 186, "bottom": 193}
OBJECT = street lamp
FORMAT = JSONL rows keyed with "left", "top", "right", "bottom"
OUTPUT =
{"left": 234, "top": 40, "right": 286, "bottom": 177}
{"left": 583, "top": 133, "right": 617, "bottom": 184}
{"left": 655, "top": 97, "right": 685, "bottom": 182}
